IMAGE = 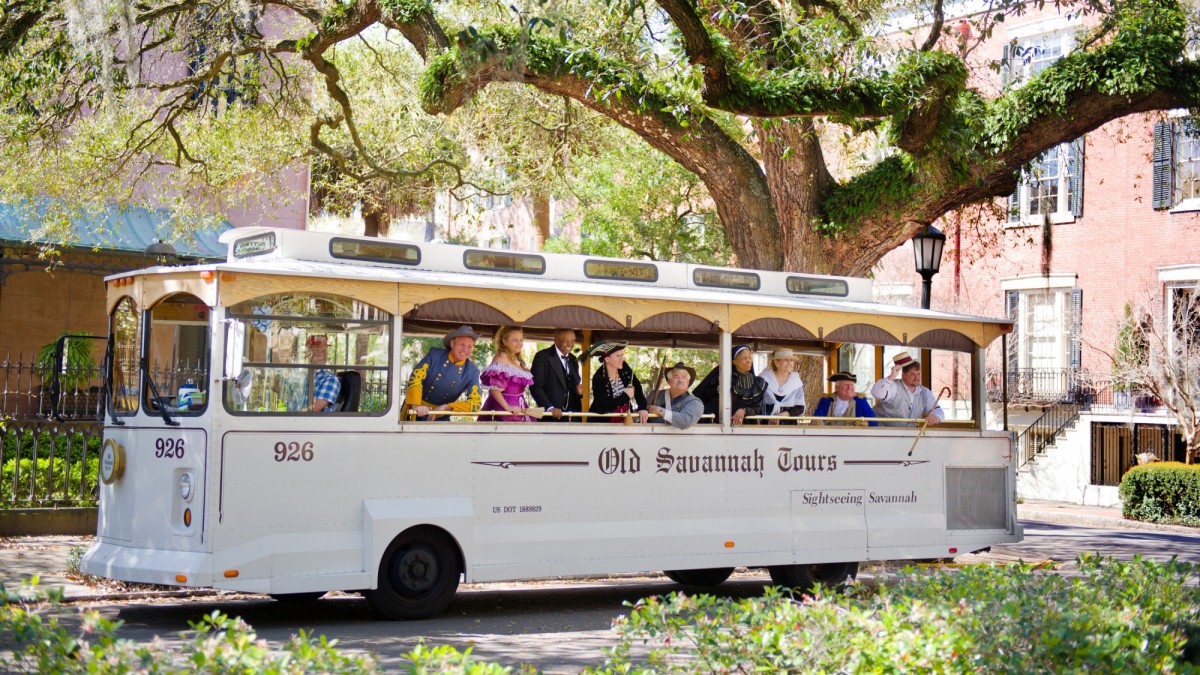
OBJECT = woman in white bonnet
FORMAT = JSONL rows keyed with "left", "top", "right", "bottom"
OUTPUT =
{"left": 760, "top": 348, "right": 806, "bottom": 424}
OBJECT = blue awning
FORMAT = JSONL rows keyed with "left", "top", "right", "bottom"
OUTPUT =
{"left": 0, "top": 200, "right": 232, "bottom": 259}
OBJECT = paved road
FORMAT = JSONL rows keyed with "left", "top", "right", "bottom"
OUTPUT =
{"left": 972, "top": 519, "right": 1200, "bottom": 565}
{"left": 21, "top": 520, "right": 1200, "bottom": 673}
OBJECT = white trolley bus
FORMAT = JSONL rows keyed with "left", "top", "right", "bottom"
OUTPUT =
{"left": 82, "top": 227, "right": 1020, "bottom": 619}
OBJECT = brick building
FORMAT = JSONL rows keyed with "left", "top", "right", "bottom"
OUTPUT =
{"left": 873, "top": 5, "right": 1200, "bottom": 504}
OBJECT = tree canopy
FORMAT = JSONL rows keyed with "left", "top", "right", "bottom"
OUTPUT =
{"left": 0, "top": 0, "right": 1197, "bottom": 272}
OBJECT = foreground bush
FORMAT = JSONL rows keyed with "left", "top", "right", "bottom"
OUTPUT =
{"left": 0, "top": 582, "right": 509, "bottom": 674}
{"left": 593, "top": 555, "right": 1200, "bottom": 673}
{"left": 5, "top": 557, "right": 1198, "bottom": 673}
{"left": 1120, "top": 461, "right": 1200, "bottom": 526}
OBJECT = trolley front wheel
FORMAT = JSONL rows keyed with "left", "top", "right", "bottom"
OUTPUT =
{"left": 768, "top": 561, "right": 859, "bottom": 594}
{"left": 365, "top": 528, "right": 461, "bottom": 620}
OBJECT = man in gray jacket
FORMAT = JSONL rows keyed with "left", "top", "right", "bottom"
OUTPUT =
{"left": 647, "top": 362, "right": 705, "bottom": 429}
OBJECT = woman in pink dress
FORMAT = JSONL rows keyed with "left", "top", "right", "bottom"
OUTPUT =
{"left": 480, "top": 325, "right": 534, "bottom": 422}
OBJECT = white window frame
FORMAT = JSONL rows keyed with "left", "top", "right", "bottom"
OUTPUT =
{"left": 1001, "top": 274, "right": 1075, "bottom": 379}
{"left": 1001, "top": 22, "right": 1081, "bottom": 226}
{"left": 1158, "top": 266, "right": 1200, "bottom": 353}
{"left": 1014, "top": 144, "right": 1076, "bottom": 225}
{"left": 1170, "top": 118, "right": 1200, "bottom": 212}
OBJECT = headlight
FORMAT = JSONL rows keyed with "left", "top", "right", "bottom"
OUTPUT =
{"left": 179, "top": 472, "right": 194, "bottom": 502}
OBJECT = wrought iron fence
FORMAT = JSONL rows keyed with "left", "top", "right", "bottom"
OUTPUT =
{"left": 0, "top": 419, "right": 102, "bottom": 507}
{"left": 1, "top": 355, "right": 106, "bottom": 506}
{"left": 1, "top": 354, "right": 107, "bottom": 421}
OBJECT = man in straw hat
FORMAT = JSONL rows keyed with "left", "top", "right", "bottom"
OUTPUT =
{"left": 813, "top": 372, "right": 877, "bottom": 426}
{"left": 647, "top": 362, "right": 705, "bottom": 429}
{"left": 404, "top": 325, "right": 483, "bottom": 420}
{"left": 870, "top": 351, "right": 943, "bottom": 426}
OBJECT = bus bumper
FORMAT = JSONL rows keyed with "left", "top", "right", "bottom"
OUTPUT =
{"left": 81, "top": 541, "right": 212, "bottom": 587}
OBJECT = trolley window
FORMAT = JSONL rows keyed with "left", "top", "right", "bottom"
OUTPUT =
{"left": 109, "top": 296, "right": 141, "bottom": 416}
{"left": 224, "top": 292, "right": 391, "bottom": 415}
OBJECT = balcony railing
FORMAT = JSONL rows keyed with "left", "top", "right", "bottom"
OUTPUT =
{"left": 986, "top": 367, "right": 1083, "bottom": 404}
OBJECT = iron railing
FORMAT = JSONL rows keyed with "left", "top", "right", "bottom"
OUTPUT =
{"left": 0, "top": 354, "right": 106, "bottom": 421}
{"left": 1014, "top": 394, "right": 1085, "bottom": 467}
{"left": 986, "top": 367, "right": 1082, "bottom": 403}
{"left": 0, "top": 419, "right": 102, "bottom": 507}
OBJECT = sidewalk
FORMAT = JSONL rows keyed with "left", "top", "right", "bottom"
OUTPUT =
{"left": 1016, "top": 499, "right": 1200, "bottom": 534}
{"left": 1, "top": 503, "right": 1195, "bottom": 601}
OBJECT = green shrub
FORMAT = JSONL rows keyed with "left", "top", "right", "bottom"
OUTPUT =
{"left": 0, "top": 456, "right": 99, "bottom": 507}
{"left": 1, "top": 581, "right": 511, "bottom": 673}
{"left": 1120, "top": 462, "right": 1200, "bottom": 526}
{"left": 1, "top": 427, "right": 102, "bottom": 463}
{"left": 591, "top": 555, "right": 1200, "bottom": 673}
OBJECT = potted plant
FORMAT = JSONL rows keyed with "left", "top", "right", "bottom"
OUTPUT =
{"left": 1111, "top": 304, "right": 1146, "bottom": 408}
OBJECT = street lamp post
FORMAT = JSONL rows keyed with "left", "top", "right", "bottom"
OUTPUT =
{"left": 912, "top": 224, "right": 946, "bottom": 310}
{"left": 145, "top": 239, "right": 178, "bottom": 266}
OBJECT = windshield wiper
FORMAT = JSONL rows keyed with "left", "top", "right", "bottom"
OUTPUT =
{"left": 100, "top": 334, "right": 123, "bottom": 426}
{"left": 141, "top": 355, "right": 180, "bottom": 427}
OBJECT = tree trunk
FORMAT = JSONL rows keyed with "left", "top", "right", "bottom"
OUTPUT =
{"left": 756, "top": 119, "right": 833, "bottom": 273}
{"left": 362, "top": 208, "right": 381, "bottom": 237}
{"left": 532, "top": 193, "right": 551, "bottom": 249}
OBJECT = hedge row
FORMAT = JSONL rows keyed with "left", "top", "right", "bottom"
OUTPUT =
{"left": 1120, "top": 462, "right": 1200, "bottom": 526}
{"left": 597, "top": 555, "right": 1200, "bottom": 673}
{"left": 5, "top": 556, "right": 1199, "bottom": 673}
{"left": 0, "top": 457, "right": 99, "bottom": 507}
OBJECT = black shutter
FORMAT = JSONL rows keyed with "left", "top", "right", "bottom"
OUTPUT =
{"left": 1006, "top": 291, "right": 1020, "bottom": 386}
{"left": 1152, "top": 121, "right": 1173, "bottom": 210}
{"left": 1069, "top": 137, "right": 1085, "bottom": 217}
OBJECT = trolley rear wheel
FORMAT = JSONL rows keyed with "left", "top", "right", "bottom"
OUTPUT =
{"left": 662, "top": 567, "right": 734, "bottom": 587}
{"left": 768, "top": 562, "right": 859, "bottom": 594}
{"left": 365, "top": 528, "right": 461, "bottom": 620}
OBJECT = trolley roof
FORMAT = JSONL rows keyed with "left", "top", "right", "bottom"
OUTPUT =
{"left": 106, "top": 228, "right": 1012, "bottom": 351}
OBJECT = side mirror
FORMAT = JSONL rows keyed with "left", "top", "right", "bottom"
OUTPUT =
{"left": 224, "top": 320, "right": 245, "bottom": 380}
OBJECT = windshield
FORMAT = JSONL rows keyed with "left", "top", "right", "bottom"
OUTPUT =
{"left": 109, "top": 296, "right": 141, "bottom": 416}
{"left": 143, "top": 294, "right": 211, "bottom": 415}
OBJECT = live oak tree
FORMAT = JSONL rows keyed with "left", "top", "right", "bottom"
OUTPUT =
{"left": 1, "top": 0, "right": 1198, "bottom": 273}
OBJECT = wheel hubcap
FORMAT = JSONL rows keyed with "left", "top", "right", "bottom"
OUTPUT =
{"left": 392, "top": 546, "right": 438, "bottom": 594}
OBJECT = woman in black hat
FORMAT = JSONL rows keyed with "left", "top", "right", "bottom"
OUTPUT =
{"left": 588, "top": 341, "right": 648, "bottom": 423}
{"left": 694, "top": 345, "right": 768, "bottom": 425}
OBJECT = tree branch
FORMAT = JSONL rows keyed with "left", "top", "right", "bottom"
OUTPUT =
{"left": 420, "top": 31, "right": 783, "bottom": 269}
{"left": 919, "top": 0, "right": 945, "bottom": 51}
{"left": 654, "top": 0, "right": 732, "bottom": 100}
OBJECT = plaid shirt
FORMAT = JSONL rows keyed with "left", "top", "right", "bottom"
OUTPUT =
{"left": 313, "top": 369, "right": 340, "bottom": 412}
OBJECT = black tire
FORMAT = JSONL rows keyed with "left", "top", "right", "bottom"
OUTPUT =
{"left": 768, "top": 562, "right": 859, "bottom": 594}
{"left": 365, "top": 528, "right": 461, "bottom": 620}
{"left": 662, "top": 567, "right": 734, "bottom": 587}
{"left": 269, "top": 592, "right": 325, "bottom": 603}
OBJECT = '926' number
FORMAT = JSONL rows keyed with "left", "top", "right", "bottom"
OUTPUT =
{"left": 154, "top": 438, "right": 184, "bottom": 458}
{"left": 274, "top": 441, "right": 314, "bottom": 462}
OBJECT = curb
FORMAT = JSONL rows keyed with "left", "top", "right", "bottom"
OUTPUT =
{"left": 1017, "top": 508, "right": 1199, "bottom": 535}
{"left": 60, "top": 588, "right": 223, "bottom": 603}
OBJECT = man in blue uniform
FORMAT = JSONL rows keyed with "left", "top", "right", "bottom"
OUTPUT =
{"left": 404, "top": 325, "right": 483, "bottom": 420}
{"left": 813, "top": 372, "right": 877, "bottom": 426}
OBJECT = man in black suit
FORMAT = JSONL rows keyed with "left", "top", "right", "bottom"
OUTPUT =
{"left": 530, "top": 328, "right": 582, "bottom": 421}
